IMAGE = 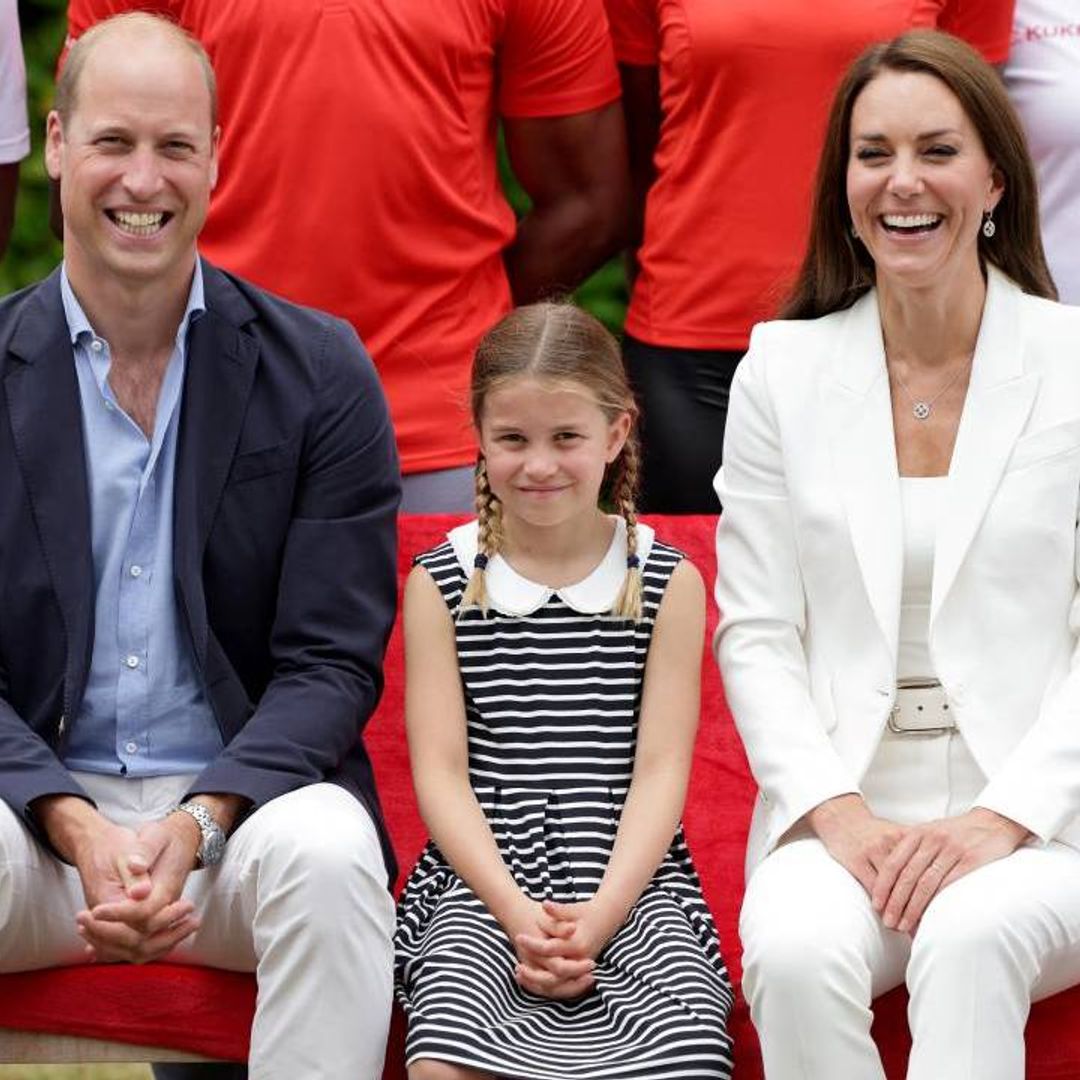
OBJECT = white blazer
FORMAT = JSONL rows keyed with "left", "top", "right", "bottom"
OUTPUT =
{"left": 714, "top": 268, "right": 1080, "bottom": 874}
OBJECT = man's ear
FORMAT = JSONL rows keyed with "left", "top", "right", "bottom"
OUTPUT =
{"left": 44, "top": 111, "right": 64, "bottom": 182}
{"left": 209, "top": 124, "right": 221, "bottom": 190}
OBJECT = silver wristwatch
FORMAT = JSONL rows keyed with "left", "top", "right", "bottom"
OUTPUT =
{"left": 170, "top": 801, "right": 227, "bottom": 867}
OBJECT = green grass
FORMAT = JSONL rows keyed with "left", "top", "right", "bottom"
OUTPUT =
{"left": 0, "top": 1067, "right": 151, "bottom": 1079}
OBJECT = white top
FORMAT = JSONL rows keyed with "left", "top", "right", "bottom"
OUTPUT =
{"left": 898, "top": 477, "right": 947, "bottom": 679}
{"left": 448, "top": 516, "right": 654, "bottom": 616}
{"left": 0, "top": 1, "right": 28, "bottom": 165}
{"left": 1004, "top": 0, "right": 1080, "bottom": 303}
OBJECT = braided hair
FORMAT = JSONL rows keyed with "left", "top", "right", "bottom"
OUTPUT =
{"left": 459, "top": 456, "right": 505, "bottom": 614}
{"left": 460, "top": 301, "right": 643, "bottom": 621}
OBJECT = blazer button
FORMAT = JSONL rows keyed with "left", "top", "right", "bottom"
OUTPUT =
{"left": 58, "top": 713, "right": 67, "bottom": 736}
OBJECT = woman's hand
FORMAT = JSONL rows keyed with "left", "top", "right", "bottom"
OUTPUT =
{"left": 871, "top": 808, "right": 1029, "bottom": 933}
{"left": 506, "top": 897, "right": 598, "bottom": 1000}
{"left": 806, "top": 794, "right": 908, "bottom": 894}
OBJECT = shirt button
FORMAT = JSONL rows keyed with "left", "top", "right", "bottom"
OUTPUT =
{"left": 91, "top": 339, "right": 103, "bottom": 352}
{"left": 125, "top": 654, "right": 139, "bottom": 669}
{"left": 130, "top": 565, "right": 143, "bottom": 578}
{"left": 125, "top": 741, "right": 138, "bottom": 754}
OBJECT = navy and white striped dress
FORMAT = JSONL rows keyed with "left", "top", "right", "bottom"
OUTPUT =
{"left": 394, "top": 520, "right": 734, "bottom": 1079}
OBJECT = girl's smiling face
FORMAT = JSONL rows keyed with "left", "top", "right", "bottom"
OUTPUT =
{"left": 478, "top": 377, "right": 630, "bottom": 531}
{"left": 846, "top": 70, "right": 1002, "bottom": 293}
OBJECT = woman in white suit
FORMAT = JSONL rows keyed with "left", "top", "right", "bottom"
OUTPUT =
{"left": 714, "top": 30, "right": 1080, "bottom": 1080}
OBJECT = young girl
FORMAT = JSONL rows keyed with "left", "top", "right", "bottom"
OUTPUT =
{"left": 394, "top": 302, "right": 734, "bottom": 1080}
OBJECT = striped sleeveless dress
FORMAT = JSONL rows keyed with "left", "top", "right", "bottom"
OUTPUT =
{"left": 394, "top": 519, "right": 734, "bottom": 1079}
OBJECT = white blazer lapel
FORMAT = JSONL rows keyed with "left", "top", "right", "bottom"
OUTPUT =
{"left": 826, "top": 292, "right": 903, "bottom": 663}
{"left": 931, "top": 269, "right": 1039, "bottom": 624}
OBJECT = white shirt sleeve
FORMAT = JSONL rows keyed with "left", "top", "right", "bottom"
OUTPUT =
{"left": 0, "top": 0, "right": 30, "bottom": 165}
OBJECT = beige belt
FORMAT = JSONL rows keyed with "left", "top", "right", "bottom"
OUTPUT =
{"left": 888, "top": 678, "right": 957, "bottom": 736}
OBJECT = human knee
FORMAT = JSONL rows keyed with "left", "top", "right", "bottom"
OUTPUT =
{"left": 911, "top": 889, "right": 1029, "bottom": 985}
{"left": 743, "top": 916, "right": 858, "bottom": 1001}
{"left": 251, "top": 787, "right": 386, "bottom": 891}
{"left": 0, "top": 802, "right": 32, "bottom": 910}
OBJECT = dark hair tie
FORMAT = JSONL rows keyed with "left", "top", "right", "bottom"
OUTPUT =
{"left": 626, "top": 553, "right": 640, "bottom": 570}
{"left": 474, "top": 553, "right": 489, "bottom": 570}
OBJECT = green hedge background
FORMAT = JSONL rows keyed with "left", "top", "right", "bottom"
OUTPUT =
{"left": 2, "top": 1, "right": 629, "bottom": 329}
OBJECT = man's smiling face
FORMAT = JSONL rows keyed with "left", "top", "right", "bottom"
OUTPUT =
{"left": 46, "top": 21, "right": 219, "bottom": 295}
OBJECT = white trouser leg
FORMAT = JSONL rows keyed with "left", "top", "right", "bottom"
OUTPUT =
{"left": 906, "top": 842, "right": 1080, "bottom": 1080}
{"left": 0, "top": 798, "right": 87, "bottom": 971}
{"left": 178, "top": 783, "right": 395, "bottom": 1080}
{"left": 740, "top": 837, "right": 910, "bottom": 1080}
{"left": 0, "top": 778, "right": 394, "bottom": 1080}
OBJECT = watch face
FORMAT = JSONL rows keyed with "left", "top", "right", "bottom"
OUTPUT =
{"left": 201, "top": 826, "right": 227, "bottom": 867}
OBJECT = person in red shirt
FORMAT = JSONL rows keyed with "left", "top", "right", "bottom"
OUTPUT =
{"left": 0, "top": 2, "right": 29, "bottom": 261}
{"left": 64, "top": 0, "right": 630, "bottom": 512}
{"left": 605, "top": 0, "right": 1014, "bottom": 512}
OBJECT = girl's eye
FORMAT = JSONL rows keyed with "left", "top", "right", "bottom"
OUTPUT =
{"left": 854, "top": 146, "right": 888, "bottom": 162}
{"left": 498, "top": 433, "right": 524, "bottom": 444}
{"left": 554, "top": 431, "right": 582, "bottom": 442}
{"left": 925, "top": 144, "right": 958, "bottom": 158}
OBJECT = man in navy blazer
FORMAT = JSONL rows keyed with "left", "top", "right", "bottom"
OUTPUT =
{"left": 0, "top": 13, "right": 400, "bottom": 1079}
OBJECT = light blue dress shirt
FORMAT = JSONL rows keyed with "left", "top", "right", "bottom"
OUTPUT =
{"left": 60, "top": 262, "right": 223, "bottom": 776}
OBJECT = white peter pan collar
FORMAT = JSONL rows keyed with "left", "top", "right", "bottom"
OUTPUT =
{"left": 448, "top": 516, "right": 655, "bottom": 616}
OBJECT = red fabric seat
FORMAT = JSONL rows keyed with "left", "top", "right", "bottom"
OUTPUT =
{"left": 2, "top": 514, "right": 1079, "bottom": 1076}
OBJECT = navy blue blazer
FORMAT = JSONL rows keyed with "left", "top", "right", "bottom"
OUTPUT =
{"left": 0, "top": 260, "right": 401, "bottom": 882}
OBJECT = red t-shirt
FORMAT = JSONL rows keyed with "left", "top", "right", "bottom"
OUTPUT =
{"left": 605, "top": 0, "right": 1015, "bottom": 351}
{"left": 65, "top": 0, "right": 621, "bottom": 473}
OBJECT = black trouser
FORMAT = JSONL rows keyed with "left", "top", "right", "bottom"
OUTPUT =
{"left": 153, "top": 1065, "right": 247, "bottom": 1080}
{"left": 623, "top": 334, "right": 743, "bottom": 513}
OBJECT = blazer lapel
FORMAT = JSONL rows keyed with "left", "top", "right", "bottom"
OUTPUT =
{"left": 174, "top": 262, "right": 258, "bottom": 665}
{"left": 826, "top": 292, "right": 903, "bottom": 663}
{"left": 931, "top": 269, "right": 1037, "bottom": 624}
{"left": 3, "top": 272, "right": 94, "bottom": 707}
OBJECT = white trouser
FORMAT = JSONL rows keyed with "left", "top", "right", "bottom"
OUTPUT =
{"left": 0, "top": 774, "right": 395, "bottom": 1080}
{"left": 741, "top": 730, "right": 1080, "bottom": 1080}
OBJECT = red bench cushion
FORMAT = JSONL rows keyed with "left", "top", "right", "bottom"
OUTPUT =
{"left": 2, "top": 515, "right": 1080, "bottom": 1077}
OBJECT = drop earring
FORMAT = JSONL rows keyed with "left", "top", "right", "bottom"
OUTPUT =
{"left": 982, "top": 209, "right": 996, "bottom": 239}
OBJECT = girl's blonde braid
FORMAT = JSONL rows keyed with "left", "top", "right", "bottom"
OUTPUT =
{"left": 460, "top": 457, "right": 504, "bottom": 616}
{"left": 611, "top": 437, "right": 643, "bottom": 622}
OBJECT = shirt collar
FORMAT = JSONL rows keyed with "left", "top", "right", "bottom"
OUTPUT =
{"left": 448, "top": 516, "right": 655, "bottom": 616}
{"left": 60, "top": 258, "right": 207, "bottom": 350}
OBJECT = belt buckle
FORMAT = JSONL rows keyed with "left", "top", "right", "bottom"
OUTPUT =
{"left": 888, "top": 678, "right": 956, "bottom": 736}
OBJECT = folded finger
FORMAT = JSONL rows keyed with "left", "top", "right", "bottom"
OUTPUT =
{"left": 117, "top": 851, "right": 152, "bottom": 892}
{"left": 515, "top": 932, "right": 569, "bottom": 958}
{"left": 141, "top": 898, "right": 199, "bottom": 937}
{"left": 871, "top": 833, "right": 919, "bottom": 911}
{"left": 132, "top": 915, "right": 202, "bottom": 964}
{"left": 77, "top": 918, "right": 142, "bottom": 962}
{"left": 898, "top": 852, "right": 960, "bottom": 933}
{"left": 91, "top": 894, "right": 190, "bottom": 932}
{"left": 881, "top": 845, "right": 939, "bottom": 929}
{"left": 537, "top": 909, "right": 574, "bottom": 938}
{"left": 543, "top": 955, "right": 595, "bottom": 980}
